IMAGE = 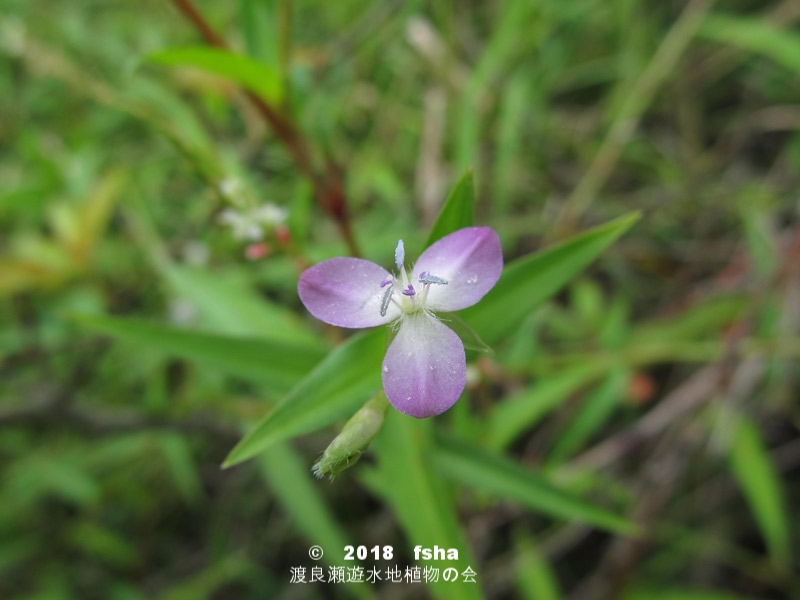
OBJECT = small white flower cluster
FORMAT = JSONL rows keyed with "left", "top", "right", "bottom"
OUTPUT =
{"left": 218, "top": 204, "right": 288, "bottom": 241}
{"left": 216, "top": 177, "right": 288, "bottom": 242}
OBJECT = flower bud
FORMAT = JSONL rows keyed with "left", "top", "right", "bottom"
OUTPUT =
{"left": 312, "top": 394, "right": 389, "bottom": 480}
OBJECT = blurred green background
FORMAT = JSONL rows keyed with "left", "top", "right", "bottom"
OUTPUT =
{"left": 1, "top": 0, "right": 799, "bottom": 598}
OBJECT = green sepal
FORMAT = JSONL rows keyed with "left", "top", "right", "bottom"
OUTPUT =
{"left": 438, "top": 312, "right": 493, "bottom": 354}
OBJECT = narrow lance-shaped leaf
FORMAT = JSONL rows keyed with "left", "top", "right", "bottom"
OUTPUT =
{"left": 258, "top": 444, "right": 376, "bottom": 600}
{"left": 462, "top": 212, "right": 640, "bottom": 345}
{"left": 425, "top": 168, "right": 476, "bottom": 248}
{"left": 126, "top": 201, "right": 321, "bottom": 347}
{"left": 700, "top": 15, "right": 800, "bottom": 75}
{"left": 72, "top": 314, "right": 324, "bottom": 392}
{"left": 149, "top": 46, "right": 284, "bottom": 105}
{"left": 488, "top": 363, "right": 603, "bottom": 450}
{"left": 365, "top": 415, "right": 485, "bottom": 600}
{"left": 434, "top": 435, "right": 638, "bottom": 535}
{"left": 513, "top": 534, "right": 562, "bottom": 600}
{"left": 223, "top": 329, "right": 384, "bottom": 468}
{"left": 239, "top": 0, "right": 280, "bottom": 67}
{"left": 157, "top": 238, "right": 374, "bottom": 597}
{"left": 728, "top": 415, "right": 791, "bottom": 568}
{"left": 628, "top": 295, "right": 747, "bottom": 346}
{"left": 163, "top": 266, "right": 320, "bottom": 345}
{"left": 546, "top": 368, "right": 629, "bottom": 466}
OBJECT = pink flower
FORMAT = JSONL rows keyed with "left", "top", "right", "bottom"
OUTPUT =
{"left": 298, "top": 227, "right": 503, "bottom": 418}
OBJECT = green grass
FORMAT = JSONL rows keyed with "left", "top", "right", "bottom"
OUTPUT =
{"left": 1, "top": 1, "right": 799, "bottom": 599}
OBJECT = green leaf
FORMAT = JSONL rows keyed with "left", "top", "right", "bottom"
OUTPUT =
{"left": 126, "top": 204, "right": 321, "bottom": 347}
{"left": 434, "top": 435, "right": 638, "bottom": 535}
{"left": 6, "top": 454, "right": 100, "bottom": 508}
{"left": 494, "top": 73, "right": 531, "bottom": 213}
{"left": 258, "top": 444, "right": 366, "bottom": 573}
{"left": 149, "top": 46, "right": 283, "bottom": 105}
{"left": 364, "top": 415, "right": 484, "bottom": 600}
{"left": 158, "top": 433, "right": 204, "bottom": 505}
{"left": 163, "top": 266, "right": 320, "bottom": 346}
{"left": 628, "top": 295, "right": 747, "bottom": 345}
{"left": 439, "top": 312, "right": 493, "bottom": 354}
{"left": 424, "top": 168, "right": 475, "bottom": 248}
{"left": 125, "top": 77, "right": 215, "bottom": 156}
{"left": 238, "top": 0, "right": 280, "bottom": 67}
{"left": 68, "top": 521, "right": 139, "bottom": 569}
{"left": 462, "top": 212, "right": 640, "bottom": 345}
{"left": 73, "top": 314, "right": 324, "bottom": 391}
{"left": 489, "top": 363, "right": 603, "bottom": 449}
{"left": 513, "top": 534, "right": 562, "bottom": 600}
{"left": 223, "top": 329, "right": 384, "bottom": 467}
{"left": 547, "top": 368, "right": 629, "bottom": 465}
{"left": 729, "top": 416, "right": 791, "bottom": 568}
{"left": 701, "top": 15, "right": 800, "bottom": 75}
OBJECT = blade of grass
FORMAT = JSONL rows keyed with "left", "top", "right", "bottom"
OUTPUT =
{"left": 223, "top": 329, "right": 384, "bottom": 467}
{"left": 424, "top": 168, "right": 475, "bottom": 248}
{"left": 513, "top": 534, "right": 562, "bottom": 600}
{"left": 700, "top": 14, "right": 800, "bottom": 74}
{"left": 434, "top": 435, "right": 638, "bottom": 535}
{"left": 164, "top": 266, "right": 320, "bottom": 346}
{"left": 462, "top": 213, "right": 639, "bottom": 346}
{"left": 149, "top": 46, "right": 283, "bottom": 105}
{"left": 546, "top": 368, "right": 629, "bottom": 466}
{"left": 488, "top": 363, "right": 604, "bottom": 450}
{"left": 728, "top": 416, "right": 791, "bottom": 569}
{"left": 628, "top": 295, "right": 748, "bottom": 345}
{"left": 72, "top": 314, "right": 324, "bottom": 391}
{"left": 555, "top": 0, "right": 714, "bottom": 231}
{"left": 257, "top": 444, "right": 375, "bottom": 600}
{"left": 365, "top": 414, "right": 484, "bottom": 600}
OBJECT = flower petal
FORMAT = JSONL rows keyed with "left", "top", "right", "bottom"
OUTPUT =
{"left": 413, "top": 227, "right": 503, "bottom": 312}
{"left": 382, "top": 313, "right": 466, "bottom": 418}
{"left": 298, "top": 257, "right": 400, "bottom": 328}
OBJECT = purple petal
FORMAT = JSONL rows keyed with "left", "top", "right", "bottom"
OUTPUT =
{"left": 382, "top": 313, "right": 466, "bottom": 418}
{"left": 298, "top": 257, "right": 400, "bottom": 328}
{"left": 412, "top": 227, "right": 503, "bottom": 312}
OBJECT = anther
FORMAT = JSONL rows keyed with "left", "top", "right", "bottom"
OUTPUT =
{"left": 419, "top": 272, "right": 448, "bottom": 285}
{"left": 394, "top": 240, "right": 405, "bottom": 271}
{"left": 402, "top": 284, "right": 416, "bottom": 297}
{"left": 380, "top": 284, "right": 394, "bottom": 317}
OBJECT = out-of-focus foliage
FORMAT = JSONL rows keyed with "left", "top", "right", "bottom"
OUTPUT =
{"left": 1, "top": 0, "right": 799, "bottom": 599}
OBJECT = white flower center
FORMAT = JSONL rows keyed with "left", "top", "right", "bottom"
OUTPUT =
{"left": 379, "top": 239, "right": 447, "bottom": 317}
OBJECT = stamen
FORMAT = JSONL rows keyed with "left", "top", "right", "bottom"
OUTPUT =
{"left": 402, "top": 284, "right": 416, "bottom": 297}
{"left": 380, "top": 278, "right": 392, "bottom": 288}
{"left": 419, "top": 272, "right": 448, "bottom": 285}
{"left": 380, "top": 284, "right": 394, "bottom": 317}
{"left": 394, "top": 239, "right": 405, "bottom": 271}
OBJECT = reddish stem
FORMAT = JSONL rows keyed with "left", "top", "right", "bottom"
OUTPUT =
{"left": 169, "top": 0, "right": 360, "bottom": 257}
